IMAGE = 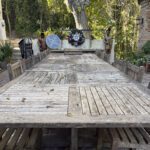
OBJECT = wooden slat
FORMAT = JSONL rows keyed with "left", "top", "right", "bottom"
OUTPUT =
{"left": 0, "top": 128, "right": 6, "bottom": 138}
{"left": 0, "top": 128, "right": 15, "bottom": 149}
{"left": 68, "top": 87, "right": 82, "bottom": 116}
{"left": 101, "top": 87, "right": 123, "bottom": 115}
{"left": 16, "top": 128, "right": 31, "bottom": 148}
{"left": 79, "top": 87, "right": 90, "bottom": 115}
{"left": 131, "top": 128, "right": 146, "bottom": 144}
{"left": 126, "top": 87, "right": 150, "bottom": 113}
{"left": 85, "top": 87, "right": 99, "bottom": 116}
{"left": 124, "top": 128, "right": 137, "bottom": 144}
{"left": 96, "top": 87, "right": 115, "bottom": 115}
{"left": 117, "top": 128, "right": 129, "bottom": 143}
{"left": 26, "top": 128, "right": 41, "bottom": 148}
{"left": 106, "top": 87, "right": 129, "bottom": 115}
{"left": 6, "top": 128, "right": 23, "bottom": 149}
{"left": 90, "top": 87, "right": 107, "bottom": 115}
{"left": 138, "top": 128, "right": 150, "bottom": 144}
{"left": 112, "top": 87, "right": 139, "bottom": 115}
{"left": 119, "top": 87, "right": 148, "bottom": 115}
{"left": 109, "top": 128, "right": 120, "bottom": 141}
{"left": 130, "top": 87, "right": 150, "bottom": 102}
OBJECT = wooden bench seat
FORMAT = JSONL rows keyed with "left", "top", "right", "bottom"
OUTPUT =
{"left": 0, "top": 128, "right": 41, "bottom": 150}
{"left": 107, "top": 128, "right": 150, "bottom": 150}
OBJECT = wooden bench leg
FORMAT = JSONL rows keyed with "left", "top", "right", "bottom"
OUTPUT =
{"left": 71, "top": 128, "right": 78, "bottom": 150}
{"left": 97, "top": 128, "right": 103, "bottom": 150}
{"left": 111, "top": 141, "right": 118, "bottom": 150}
{"left": 148, "top": 82, "right": 150, "bottom": 89}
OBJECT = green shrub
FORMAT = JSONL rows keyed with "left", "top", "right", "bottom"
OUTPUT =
{"left": 0, "top": 49, "right": 4, "bottom": 61}
{"left": 0, "top": 42, "right": 13, "bottom": 62}
{"left": 126, "top": 51, "right": 148, "bottom": 66}
{"left": 142, "top": 41, "right": 150, "bottom": 54}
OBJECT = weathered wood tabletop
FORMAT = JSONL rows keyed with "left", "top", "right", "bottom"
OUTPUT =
{"left": 0, "top": 53, "right": 150, "bottom": 128}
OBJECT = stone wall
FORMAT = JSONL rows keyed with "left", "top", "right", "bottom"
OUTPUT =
{"left": 61, "top": 39, "right": 105, "bottom": 50}
{"left": 138, "top": 0, "right": 150, "bottom": 49}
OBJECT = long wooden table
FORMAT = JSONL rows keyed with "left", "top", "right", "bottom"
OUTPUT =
{"left": 0, "top": 53, "right": 150, "bottom": 128}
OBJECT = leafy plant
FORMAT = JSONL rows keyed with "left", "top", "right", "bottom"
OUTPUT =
{"left": 126, "top": 51, "right": 148, "bottom": 66}
{"left": 0, "top": 42, "right": 13, "bottom": 62}
{"left": 0, "top": 50, "right": 4, "bottom": 61}
{"left": 142, "top": 41, "right": 150, "bottom": 54}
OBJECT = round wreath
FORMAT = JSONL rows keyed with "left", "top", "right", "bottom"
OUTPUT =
{"left": 68, "top": 29, "right": 85, "bottom": 47}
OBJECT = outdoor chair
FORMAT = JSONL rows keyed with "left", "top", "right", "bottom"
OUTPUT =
{"left": 108, "top": 128, "right": 150, "bottom": 150}
{"left": 146, "top": 61, "right": 150, "bottom": 72}
{"left": 7, "top": 61, "right": 24, "bottom": 80}
{"left": 0, "top": 128, "right": 42, "bottom": 150}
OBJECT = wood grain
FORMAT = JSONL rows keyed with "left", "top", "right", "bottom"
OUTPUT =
{"left": 0, "top": 53, "right": 149, "bottom": 127}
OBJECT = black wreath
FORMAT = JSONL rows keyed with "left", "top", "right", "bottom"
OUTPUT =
{"left": 68, "top": 29, "right": 85, "bottom": 47}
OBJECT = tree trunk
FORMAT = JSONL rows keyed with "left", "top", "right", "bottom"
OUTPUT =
{"left": 0, "top": 0, "right": 2, "bottom": 20}
{"left": 72, "top": 6, "right": 81, "bottom": 29}
{"left": 65, "top": 0, "right": 91, "bottom": 39}
{"left": 5, "top": 0, "right": 11, "bottom": 38}
{"left": 72, "top": 7, "right": 90, "bottom": 38}
{"left": 40, "top": 13, "right": 43, "bottom": 31}
{"left": 0, "top": 0, "right": 7, "bottom": 40}
{"left": 80, "top": 8, "right": 91, "bottom": 38}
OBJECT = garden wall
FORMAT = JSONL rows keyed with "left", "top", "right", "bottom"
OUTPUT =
{"left": 60, "top": 39, "right": 105, "bottom": 51}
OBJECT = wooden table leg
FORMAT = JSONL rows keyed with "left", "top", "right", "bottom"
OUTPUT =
{"left": 148, "top": 82, "right": 150, "bottom": 89}
{"left": 111, "top": 141, "right": 118, "bottom": 150}
{"left": 97, "top": 128, "right": 103, "bottom": 150}
{"left": 71, "top": 128, "right": 78, "bottom": 150}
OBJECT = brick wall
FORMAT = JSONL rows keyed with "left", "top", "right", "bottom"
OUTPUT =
{"left": 138, "top": 0, "right": 150, "bottom": 49}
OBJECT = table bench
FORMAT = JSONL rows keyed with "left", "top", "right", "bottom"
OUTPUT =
{"left": 103, "top": 128, "right": 150, "bottom": 150}
{"left": 0, "top": 128, "right": 41, "bottom": 150}
{"left": 146, "top": 61, "right": 150, "bottom": 72}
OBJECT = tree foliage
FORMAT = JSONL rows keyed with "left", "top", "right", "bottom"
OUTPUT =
{"left": 87, "top": 0, "right": 140, "bottom": 58}
{"left": 2, "top": 0, "right": 140, "bottom": 58}
{"left": 64, "top": 0, "right": 91, "bottom": 38}
{"left": 2, "top": 0, "right": 75, "bottom": 37}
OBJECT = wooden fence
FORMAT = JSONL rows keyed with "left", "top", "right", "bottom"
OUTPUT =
{"left": 7, "top": 50, "right": 50, "bottom": 80}
{"left": 114, "top": 59, "right": 145, "bottom": 83}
